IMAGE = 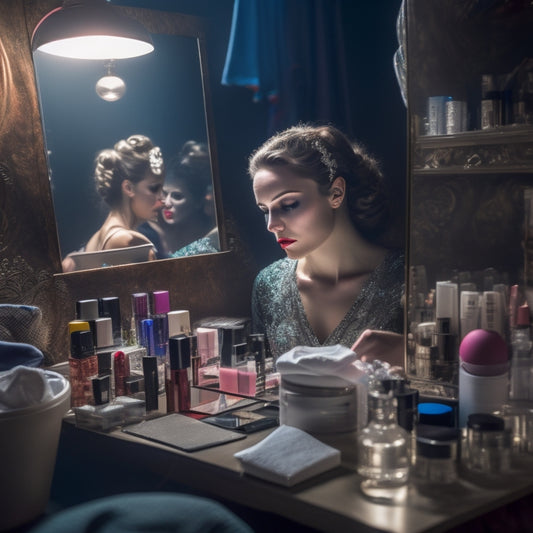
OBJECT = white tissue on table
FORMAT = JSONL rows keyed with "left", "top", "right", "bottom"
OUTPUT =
{"left": 275, "top": 344, "right": 366, "bottom": 387}
{"left": 234, "top": 424, "right": 341, "bottom": 487}
{"left": 0, "top": 365, "right": 58, "bottom": 411}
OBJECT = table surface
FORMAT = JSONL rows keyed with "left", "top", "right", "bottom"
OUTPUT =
{"left": 64, "top": 407, "right": 533, "bottom": 533}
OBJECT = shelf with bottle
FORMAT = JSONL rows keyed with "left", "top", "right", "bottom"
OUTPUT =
{"left": 412, "top": 125, "right": 533, "bottom": 175}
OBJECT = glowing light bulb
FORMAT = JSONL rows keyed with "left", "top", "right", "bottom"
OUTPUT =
{"left": 95, "top": 75, "right": 126, "bottom": 102}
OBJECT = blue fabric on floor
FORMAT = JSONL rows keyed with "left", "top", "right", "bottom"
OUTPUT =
{"left": 29, "top": 492, "right": 254, "bottom": 533}
{"left": 0, "top": 340, "right": 44, "bottom": 371}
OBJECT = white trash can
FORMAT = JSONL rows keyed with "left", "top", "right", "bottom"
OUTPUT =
{"left": 0, "top": 370, "right": 71, "bottom": 531}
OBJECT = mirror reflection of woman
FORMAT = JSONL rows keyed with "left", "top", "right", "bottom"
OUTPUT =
{"left": 250, "top": 124, "right": 405, "bottom": 367}
{"left": 140, "top": 141, "right": 218, "bottom": 258}
{"left": 62, "top": 135, "right": 165, "bottom": 272}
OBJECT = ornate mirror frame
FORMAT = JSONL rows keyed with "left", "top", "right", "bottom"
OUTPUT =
{"left": 0, "top": 0, "right": 254, "bottom": 364}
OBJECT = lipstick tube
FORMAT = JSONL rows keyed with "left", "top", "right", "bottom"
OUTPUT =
{"left": 166, "top": 335, "right": 191, "bottom": 413}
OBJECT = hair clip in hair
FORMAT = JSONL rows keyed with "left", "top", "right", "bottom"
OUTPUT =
{"left": 149, "top": 147, "right": 164, "bottom": 175}
{"left": 313, "top": 139, "right": 337, "bottom": 182}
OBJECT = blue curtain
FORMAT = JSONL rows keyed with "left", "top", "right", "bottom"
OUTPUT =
{"left": 222, "top": 0, "right": 353, "bottom": 135}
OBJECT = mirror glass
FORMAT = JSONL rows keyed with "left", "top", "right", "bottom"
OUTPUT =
{"left": 33, "top": 30, "right": 220, "bottom": 272}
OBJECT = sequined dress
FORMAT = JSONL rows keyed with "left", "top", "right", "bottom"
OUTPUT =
{"left": 252, "top": 250, "right": 404, "bottom": 359}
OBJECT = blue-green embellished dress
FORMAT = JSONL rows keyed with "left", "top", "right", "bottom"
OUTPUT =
{"left": 252, "top": 250, "right": 404, "bottom": 359}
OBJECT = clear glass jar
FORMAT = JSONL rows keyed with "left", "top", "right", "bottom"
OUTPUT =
{"left": 465, "top": 413, "right": 511, "bottom": 474}
{"left": 414, "top": 425, "right": 459, "bottom": 485}
{"left": 357, "top": 390, "right": 410, "bottom": 502}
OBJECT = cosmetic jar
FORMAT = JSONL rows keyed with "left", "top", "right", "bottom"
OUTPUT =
{"left": 414, "top": 425, "right": 460, "bottom": 484}
{"left": 279, "top": 375, "right": 359, "bottom": 434}
{"left": 465, "top": 413, "right": 511, "bottom": 474}
{"left": 496, "top": 400, "right": 533, "bottom": 454}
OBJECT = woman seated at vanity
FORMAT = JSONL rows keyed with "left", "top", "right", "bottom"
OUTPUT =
{"left": 62, "top": 135, "right": 165, "bottom": 272}
{"left": 250, "top": 124, "right": 405, "bottom": 366}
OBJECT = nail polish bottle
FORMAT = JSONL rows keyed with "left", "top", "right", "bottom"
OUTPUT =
{"left": 247, "top": 334, "right": 266, "bottom": 395}
{"left": 152, "top": 290, "right": 170, "bottom": 357}
{"left": 69, "top": 330, "right": 98, "bottom": 407}
{"left": 142, "top": 355, "right": 159, "bottom": 412}
{"left": 113, "top": 350, "right": 130, "bottom": 398}
{"left": 131, "top": 292, "right": 149, "bottom": 345}
{"left": 166, "top": 335, "right": 191, "bottom": 413}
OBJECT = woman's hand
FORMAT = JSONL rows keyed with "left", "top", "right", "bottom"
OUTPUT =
{"left": 351, "top": 329, "right": 405, "bottom": 368}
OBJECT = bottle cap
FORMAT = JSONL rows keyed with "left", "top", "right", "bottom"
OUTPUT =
{"left": 168, "top": 310, "right": 191, "bottom": 337}
{"left": 76, "top": 299, "right": 99, "bottom": 321}
{"left": 70, "top": 330, "right": 94, "bottom": 359}
{"left": 169, "top": 335, "right": 191, "bottom": 370}
{"left": 418, "top": 402, "right": 455, "bottom": 427}
{"left": 68, "top": 320, "right": 90, "bottom": 335}
{"left": 152, "top": 290, "right": 170, "bottom": 315}
{"left": 132, "top": 293, "right": 149, "bottom": 316}
{"left": 517, "top": 304, "right": 530, "bottom": 327}
{"left": 467, "top": 413, "right": 505, "bottom": 432}
{"left": 416, "top": 424, "right": 459, "bottom": 459}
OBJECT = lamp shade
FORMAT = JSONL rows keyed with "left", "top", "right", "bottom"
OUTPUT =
{"left": 32, "top": 0, "right": 154, "bottom": 60}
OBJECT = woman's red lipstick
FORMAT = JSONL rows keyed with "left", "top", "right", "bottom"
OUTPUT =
{"left": 278, "top": 238, "right": 296, "bottom": 249}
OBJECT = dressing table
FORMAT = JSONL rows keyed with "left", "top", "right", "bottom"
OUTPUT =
{"left": 52, "top": 407, "right": 533, "bottom": 533}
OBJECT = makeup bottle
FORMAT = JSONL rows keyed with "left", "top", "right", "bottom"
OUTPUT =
{"left": 238, "top": 354, "right": 257, "bottom": 397}
{"left": 131, "top": 292, "right": 149, "bottom": 345}
{"left": 480, "top": 73, "right": 502, "bottom": 129}
{"left": 113, "top": 350, "right": 130, "bottom": 398}
{"left": 248, "top": 334, "right": 266, "bottom": 395}
{"left": 69, "top": 329, "right": 98, "bottom": 407}
{"left": 166, "top": 335, "right": 191, "bottom": 413}
{"left": 141, "top": 318, "right": 165, "bottom": 392}
{"left": 151, "top": 290, "right": 170, "bottom": 357}
{"left": 458, "top": 329, "right": 509, "bottom": 427}
{"left": 433, "top": 317, "right": 457, "bottom": 383}
{"left": 142, "top": 355, "right": 159, "bottom": 412}
{"left": 357, "top": 389, "right": 410, "bottom": 503}
{"left": 98, "top": 296, "right": 122, "bottom": 346}
{"left": 480, "top": 290, "right": 505, "bottom": 339}
{"left": 509, "top": 303, "right": 532, "bottom": 401}
{"left": 219, "top": 329, "right": 241, "bottom": 394}
{"left": 196, "top": 327, "right": 219, "bottom": 386}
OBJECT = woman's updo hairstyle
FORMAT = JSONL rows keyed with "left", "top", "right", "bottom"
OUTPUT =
{"left": 166, "top": 140, "right": 211, "bottom": 203}
{"left": 248, "top": 124, "right": 390, "bottom": 242}
{"left": 94, "top": 134, "right": 164, "bottom": 208}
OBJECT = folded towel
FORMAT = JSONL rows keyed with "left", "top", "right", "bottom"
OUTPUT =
{"left": 275, "top": 344, "right": 365, "bottom": 387}
{"left": 234, "top": 424, "right": 341, "bottom": 487}
{"left": 0, "top": 365, "right": 57, "bottom": 410}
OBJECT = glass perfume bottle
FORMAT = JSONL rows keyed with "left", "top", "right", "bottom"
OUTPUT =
{"left": 357, "top": 388, "right": 410, "bottom": 503}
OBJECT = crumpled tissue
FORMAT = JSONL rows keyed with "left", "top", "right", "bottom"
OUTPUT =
{"left": 0, "top": 365, "right": 60, "bottom": 411}
{"left": 234, "top": 424, "right": 341, "bottom": 486}
{"left": 275, "top": 344, "right": 366, "bottom": 387}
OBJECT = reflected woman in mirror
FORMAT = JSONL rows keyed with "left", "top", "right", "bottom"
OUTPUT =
{"left": 61, "top": 135, "right": 165, "bottom": 272}
{"left": 250, "top": 124, "right": 405, "bottom": 367}
{"left": 140, "top": 141, "right": 218, "bottom": 258}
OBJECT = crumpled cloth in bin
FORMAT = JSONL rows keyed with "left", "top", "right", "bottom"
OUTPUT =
{"left": 0, "top": 365, "right": 57, "bottom": 411}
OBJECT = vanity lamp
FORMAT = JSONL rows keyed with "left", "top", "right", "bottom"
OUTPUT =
{"left": 32, "top": 0, "right": 154, "bottom": 60}
{"left": 95, "top": 60, "right": 126, "bottom": 101}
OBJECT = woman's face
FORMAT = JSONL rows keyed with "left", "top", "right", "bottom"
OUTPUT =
{"left": 161, "top": 180, "right": 197, "bottom": 225}
{"left": 129, "top": 174, "right": 164, "bottom": 221}
{"left": 253, "top": 167, "right": 336, "bottom": 259}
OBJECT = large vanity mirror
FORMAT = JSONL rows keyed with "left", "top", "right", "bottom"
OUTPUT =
{"left": 32, "top": 4, "right": 224, "bottom": 272}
